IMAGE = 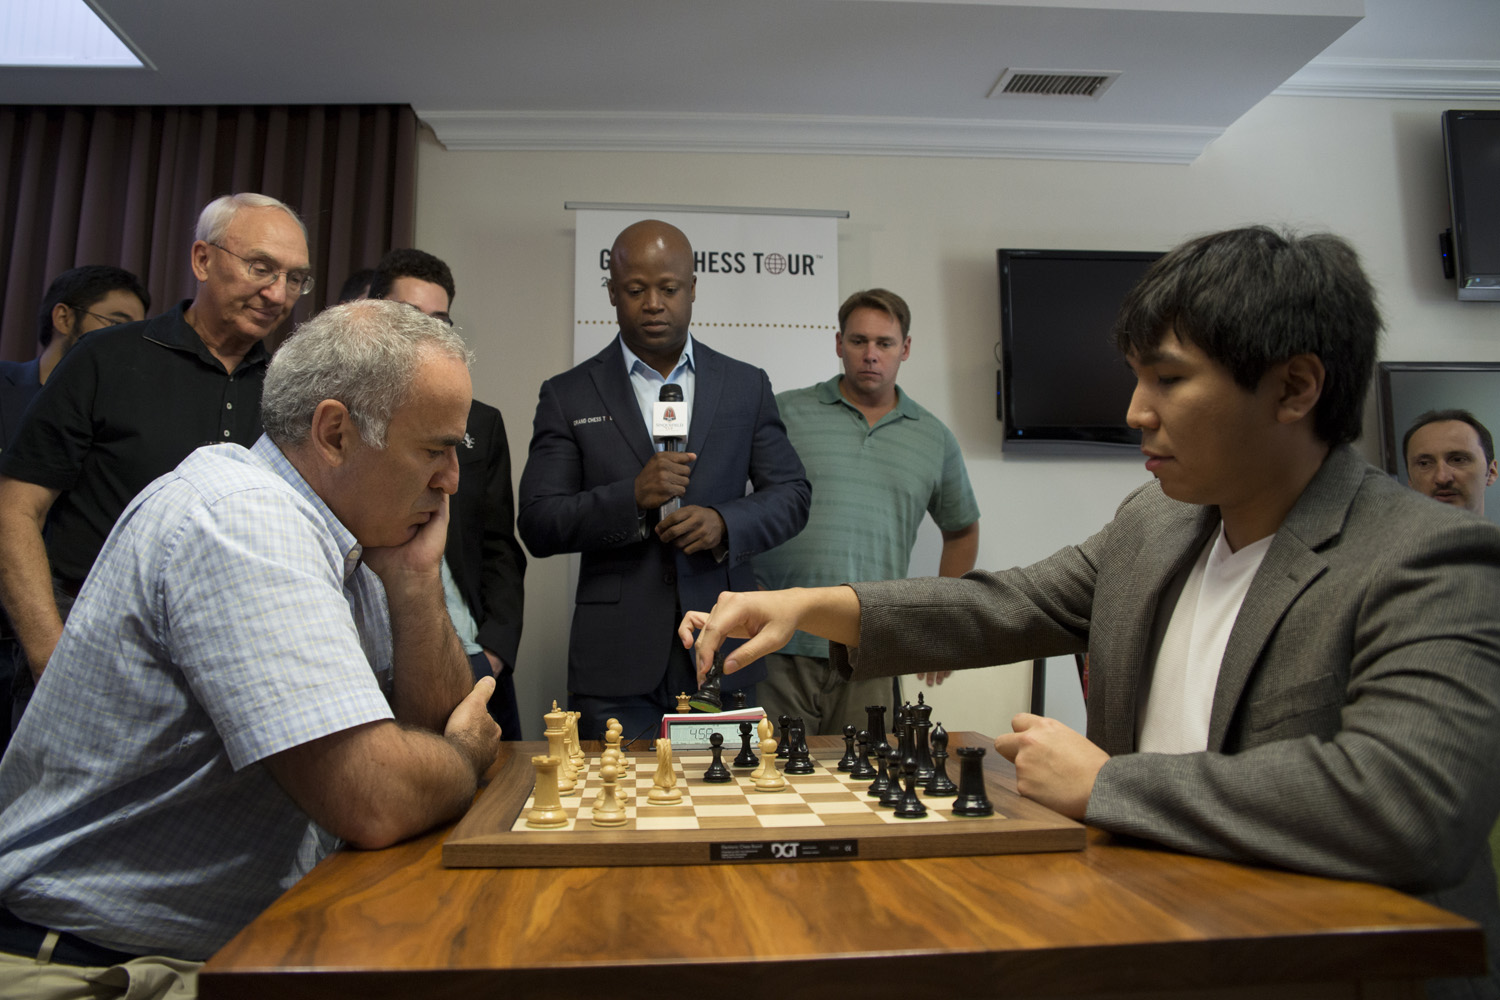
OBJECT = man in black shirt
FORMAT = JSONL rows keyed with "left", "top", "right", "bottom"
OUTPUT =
{"left": 0, "top": 193, "right": 311, "bottom": 733}
{"left": 0, "top": 265, "right": 150, "bottom": 755}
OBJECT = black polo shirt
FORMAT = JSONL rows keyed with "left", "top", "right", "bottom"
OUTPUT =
{"left": 0, "top": 301, "right": 269, "bottom": 591}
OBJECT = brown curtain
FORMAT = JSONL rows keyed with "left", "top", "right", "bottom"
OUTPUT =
{"left": 0, "top": 104, "right": 417, "bottom": 362}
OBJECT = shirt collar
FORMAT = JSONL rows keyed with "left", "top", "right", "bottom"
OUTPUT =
{"left": 620, "top": 333, "right": 695, "bottom": 382}
{"left": 148, "top": 300, "right": 273, "bottom": 371}
{"left": 817, "top": 374, "right": 918, "bottom": 421}
{"left": 250, "top": 435, "right": 365, "bottom": 580}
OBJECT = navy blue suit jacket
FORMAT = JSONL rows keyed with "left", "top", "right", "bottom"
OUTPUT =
{"left": 518, "top": 337, "right": 809, "bottom": 697}
{"left": 0, "top": 359, "right": 42, "bottom": 453}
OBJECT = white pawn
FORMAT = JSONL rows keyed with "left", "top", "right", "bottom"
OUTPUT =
{"left": 606, "top": 719, "right": 631, "bottom": 773}
{"left": 591, "top": 763, "right": 628, "bottom": 827}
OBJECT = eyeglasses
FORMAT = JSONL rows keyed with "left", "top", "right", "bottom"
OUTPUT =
{"left": 209, "top": 243, "right": 315, "bottom": 296}
{"left": 71, "top": 307, "right": 136, "bottom": 328}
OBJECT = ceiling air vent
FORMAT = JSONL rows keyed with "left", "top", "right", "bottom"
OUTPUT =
{"left": 988, "top": 69, "right": 1119, "bottom": 100}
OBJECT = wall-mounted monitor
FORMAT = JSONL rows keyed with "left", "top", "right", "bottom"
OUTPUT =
{"left": 1442, "top": 110, "right": 1500, "bottom": 302}
{"left": 996, "top": 248, "right": 1161, "bottom": 454}
{"left": 1376, "top": 361, "right": 1500, "bottom": 526}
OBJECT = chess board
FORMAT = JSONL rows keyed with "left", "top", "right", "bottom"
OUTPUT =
{"left": 443, "top": 737, "right": 1084, "bottom": 868}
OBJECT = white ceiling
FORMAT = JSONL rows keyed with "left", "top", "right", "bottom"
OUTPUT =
{"left": 0, "top": 0, "right": 1496, "bottom": 163}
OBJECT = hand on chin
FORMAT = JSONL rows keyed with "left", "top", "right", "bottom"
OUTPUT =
{"left": 360, "top": 501, "right": 450, "bottom": 587}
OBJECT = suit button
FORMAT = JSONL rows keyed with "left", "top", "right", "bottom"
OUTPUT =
{"left": 663, "top": 571, "right": 676, "bottom": 585}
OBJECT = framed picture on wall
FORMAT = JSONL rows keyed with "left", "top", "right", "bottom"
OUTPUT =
{"left": 1376, "top": 361, "right": 1500, "bottom": 526}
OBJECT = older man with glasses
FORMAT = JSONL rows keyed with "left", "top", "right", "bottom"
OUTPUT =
{"left": 0, "top": 193, "right": 312, "bottom": 735}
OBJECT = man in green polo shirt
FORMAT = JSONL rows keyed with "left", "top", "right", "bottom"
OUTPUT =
{"left": 754, "top": 288, "right": 980, "bottom": 735}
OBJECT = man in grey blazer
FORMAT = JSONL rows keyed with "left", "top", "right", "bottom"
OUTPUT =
{"left": 684, "top": 226, "right": 1500, "bottom": 1000}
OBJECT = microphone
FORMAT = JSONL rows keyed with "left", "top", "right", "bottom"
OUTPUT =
{"left": 652, "top": 384, "right": 687, "bottom": 517}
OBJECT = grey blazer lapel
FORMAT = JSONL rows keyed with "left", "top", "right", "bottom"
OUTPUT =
{"left": 588, "top": 343, "right": 656, "bottom": 468}
{"left": 1206, "top": 447, "right": 1362, "bottom": 750}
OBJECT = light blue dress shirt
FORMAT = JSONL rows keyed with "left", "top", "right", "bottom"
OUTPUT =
{"left": 0, "top": 436, "right": 395, "bottom": 960}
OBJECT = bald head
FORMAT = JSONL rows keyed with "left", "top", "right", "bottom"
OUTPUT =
{"left": 607, "top": 219, "right": 697, "bottom": 376}
{"left": 610, "top": 220, "right": 693, "bottom": 279}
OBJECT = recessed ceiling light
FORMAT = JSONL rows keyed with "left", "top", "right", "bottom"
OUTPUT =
{"left": 0, "top": 0, "right": 144, "bottom": 68}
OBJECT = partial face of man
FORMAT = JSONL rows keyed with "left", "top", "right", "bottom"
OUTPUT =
{"left": 56, "top": 288, "right": 147, "bottom": 351}
{"left": 336, "top": 352, "right": 471, "bottom": 549}
{"left": 1406, "top": 420, "right": 1497, "bottom": 515}
{"left": 192, "top": 205, "right": 311, "bottom": 344}
{"left": 1125, "top": 329, "right": 1284, "bottom": 510}
{"left": 384, "top": 276, "right": 452, "bottom": 325}
{"left": 607, "top": 227, "right": 695, "bottom": 371}
{"left": 836, "top": 307, "right": 909, "bottom": 407}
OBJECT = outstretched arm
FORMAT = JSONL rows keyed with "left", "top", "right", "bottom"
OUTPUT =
{"left": 679, "top": 585, "right": 862, "bottom": 681}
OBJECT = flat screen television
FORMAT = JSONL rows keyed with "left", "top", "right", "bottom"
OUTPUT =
{"left": 1442, "top": 110, "right": 1500, "bottom": 302}
{"left": 997, "top": 248, "right": 1161, "bottom": 454}
{"left": 1376, "top": 361, "right": 1500, "bottom": 526}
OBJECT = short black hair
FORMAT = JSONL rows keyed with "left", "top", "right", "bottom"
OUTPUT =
{"left": 37, "top": 265, "right": 150, "bottom": 347}
{"left": 337, "top": 268, "right": 376, "bottom": 304}
{"left": 1114, "top": 226, "right": 1381, "bottom": 446}
{"left": 368, "top": 249, "right": 455, "bottom": 306}
{"left": 1403, "top": 408, "right": 1495, "bottom": 466}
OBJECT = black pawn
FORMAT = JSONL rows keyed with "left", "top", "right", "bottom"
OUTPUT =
{"left": 733, "top": 720, "right": 759, "bottom": 768}
{"left": 837, "top": 725, "right": 859, "bottom": 772}
{"left": 703, "top": 732, "right": 734, "bottom": 783}
{"left": 866, "top": 740, "right": 892, "bottom": 799}
{"left": 878, "top": 746, "right": 905, "bottom": 808}
{"left": 893, "top": 750, "right": 928, "bottom": 819}
{"left": 950, "top": 746, "right": 994, "bottom": 816}
{"left": 924, "top": 722, "right": 958, "bottom": 797}
{"left": 776, "top": 715, "right": 792, "bottom": 759}
{"left": 728, "top": 689, "right": 748, "bottom": 711}
{"left": 849, "top": 730, "right": 877, "bottom": 780}
{"left": 784, "top": 719, "right": 815, "bottom": 775}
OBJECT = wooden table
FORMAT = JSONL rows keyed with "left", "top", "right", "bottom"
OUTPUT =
{"left": 200, "top": 734, "right": 1483, "bottom": 1000}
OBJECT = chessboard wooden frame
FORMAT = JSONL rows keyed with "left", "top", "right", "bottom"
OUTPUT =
{"left": 442, "top": 737, "right": 1084, "bottom": 868}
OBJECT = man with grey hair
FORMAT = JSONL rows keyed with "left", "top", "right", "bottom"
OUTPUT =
{"left": 0, "top": 193, "right": 310, "bottom": 734}
{"left": 0, "top": 299, "right": 499, "bottom": 998}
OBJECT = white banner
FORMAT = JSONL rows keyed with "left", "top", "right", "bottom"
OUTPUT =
{"left": 573, "top": 208, "right": 840, "bottom": 397}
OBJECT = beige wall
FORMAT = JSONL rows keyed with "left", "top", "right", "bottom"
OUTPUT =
{"left": 414, "top": 94, "right": 1500, "bottom": 740}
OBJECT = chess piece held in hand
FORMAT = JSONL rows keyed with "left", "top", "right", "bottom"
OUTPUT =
{"left": 688, "top": 651, "right": 726, "bottom": 712}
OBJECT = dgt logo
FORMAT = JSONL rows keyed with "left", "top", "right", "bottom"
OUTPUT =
{"left": 770, "top": 842, "right": 800, "bottom": 859}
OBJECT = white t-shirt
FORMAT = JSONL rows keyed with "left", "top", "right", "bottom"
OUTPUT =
{"left": 1138, "top": 524, "right": 1273, "bottom": 754}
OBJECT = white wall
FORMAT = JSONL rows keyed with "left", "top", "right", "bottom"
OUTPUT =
{"left": 413, "top": 94, "right": 1500, "bottom": 741}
